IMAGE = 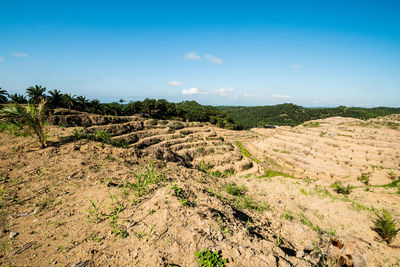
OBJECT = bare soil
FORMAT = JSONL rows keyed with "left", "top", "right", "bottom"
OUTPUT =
{"left": 1, "top": 110, "right": 399, "bottom": 266}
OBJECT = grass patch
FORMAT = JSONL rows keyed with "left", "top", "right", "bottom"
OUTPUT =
{"left": 259, "top": 168, "right": 293, "bottom": 178}
{"left": 73, "top": 129, "right": 129, "bottom": 148}
{"left": 195, "top": 249, "right": 227, "bottom": 267}
{"left": 170, "top": 184, "right": 195, "bottom": 207}
{"left": 0, "top": 121, "right": 30, "bottom": 137}
{"left": 124, "top": 165, "right": 168, "bottom": 197}
{"left": 303, "top": 121, "right": 321, "bottom": 127}
{"left": 225, "top": 183, "right": 247, "bottom": 197}
{"left": 235, "top": 141, "right": 259, "bottom": 163}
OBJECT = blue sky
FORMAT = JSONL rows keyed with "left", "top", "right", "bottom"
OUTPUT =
{"left": 0, "top": 0, "right": 399, "bottom": 107}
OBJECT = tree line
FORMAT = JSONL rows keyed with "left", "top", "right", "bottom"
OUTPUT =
{"left": 218, "top": 103, "right": 400, "bottom": 129}
{"left": 0, "top": 85, "right": 238, "bottom": 129}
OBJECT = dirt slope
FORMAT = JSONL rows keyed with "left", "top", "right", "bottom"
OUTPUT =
{"left": 0, "top": 111, "right": 399, "bottom": 266}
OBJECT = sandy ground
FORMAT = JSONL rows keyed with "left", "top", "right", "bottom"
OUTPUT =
{"left": 0, "top": 110, "right": 399, "bottom": 266}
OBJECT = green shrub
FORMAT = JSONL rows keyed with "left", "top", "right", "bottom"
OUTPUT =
{"left": 373, "top": 209, "right": 400, "bottom": 244}
{"left": 195, "top": 249, "right": 227, "bottom": 267}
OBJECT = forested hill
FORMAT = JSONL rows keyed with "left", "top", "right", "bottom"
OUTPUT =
{"left": 218, "top": 103, "right": 400, "bottom": 129}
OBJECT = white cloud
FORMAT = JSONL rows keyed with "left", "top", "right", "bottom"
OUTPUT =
{"left": 0, "top": 56, "right": 4, "bottom": 62}
{"left": 243, "top": 92, "right": 257, "bottom": 98}
{"left": 299, "top": 82, "right": 305, "bottom": 87}
{"left": 215, "top": 87, "right": 234, "bottom": 96}
{"left": 272, "top": 94, "right": 291, "bottom": 99}
{"left": 184, "top": 51, "right": 200, "bottom": 60}
{"left": 167, "top": 80, "right": 183, "bottom": 86}
{"left": 13, "top": 52, "right": 28, "bottom": 58}
{"left": 181, "top": 88, "right": 200, "bottom": 95}
{"left": 204, "top": 54, "right": 223, "bottom": 64}
{"left": 290, "top": 64, "right": 302, "bottom": 69}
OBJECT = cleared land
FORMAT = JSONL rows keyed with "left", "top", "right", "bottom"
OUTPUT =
{"left": 0, "top": 110, "right": 399, "bottom": 266}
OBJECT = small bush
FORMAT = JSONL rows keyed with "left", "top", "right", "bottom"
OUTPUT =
{"left": 331, "top": 182, "right": 354, "bottom": 195}
{"left": 195, "top": 249, "right": 227, "bottom": 267}
{"left": 373, "top": 209, "right": 400, "bottom": 244}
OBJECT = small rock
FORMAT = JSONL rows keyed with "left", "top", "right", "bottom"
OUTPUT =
{"left": 9, "top": 231, "right": 19, "bottom": 239}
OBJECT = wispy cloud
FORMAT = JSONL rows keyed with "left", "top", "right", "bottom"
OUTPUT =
{"left": 204, "top": 54, "right": 223, "bottom": 64}
{"left": 184, "top": 51, "right": 200, "bottom": 60}
{"left": 13, "top": 52, "right": 28, "bottom": 58}
{"left": 272, "top": 94, "right": 291, "bottom": 99}
{"left": 0, "top": 56, "right": 4, "bottom": 62}
{"left": 215, "top": 87, "right": 234, "bottom": 96}
{"left": 290, "top": 64, "right": 302, "bottom": 69}
{"left": 167, "top": 80, "right": 183, "bottom": 86}
{"left": 35, "top": 62, "right": 45, "bottom": 67}
{"left": 181, "top": 88, "right": 200, "bottom": 95}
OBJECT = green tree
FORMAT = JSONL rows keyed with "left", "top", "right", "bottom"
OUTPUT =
{"left": 9, "top": 93, "right": 28, "bottom": 104}
{"left": 0, "top": 99, "right": 47, "bottom": 148}
{"left": 47, "top": 89, "right": 63, "bottom": 108}
{"left": 76, "top": 96, "right": 89, "bottom": 111}
{"left": 0, "top": 88, "right": 9, "bottom": 103}
{"left": 90, "top": 99, "right": 102, "bottom": 114}
{"left": 61, "top": 93, "right": 76, "bottom": 109}
{"left": 26, "top": 85, "right": 46, "bottom": 104}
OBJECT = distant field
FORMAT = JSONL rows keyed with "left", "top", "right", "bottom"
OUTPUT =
{"left": 218, "top": 103, "right": 400, "bottom": 129}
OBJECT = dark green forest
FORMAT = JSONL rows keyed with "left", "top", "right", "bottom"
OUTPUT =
{"left": 1, "top": 86, "right": 399, "bottom": 130}
{"left": 218, "top": 103, "right": 400, "bottom": 129}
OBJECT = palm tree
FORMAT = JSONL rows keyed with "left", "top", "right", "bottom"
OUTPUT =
{"left": 26, "top": 85, "right": 46, "bottom": 104}
{"left": 90, "top": 99, "right": 102, "bottom": 114}
{"left": 61, "top": 93, "right": 76, "bottom": 110}
{"left": 1, "top": 99, "right": 47, "bottom": 148}
{"left": 9, "top": 93, "right": 28, "bottom": 104}
{"left": 47, "top": 89, "right": 63, "bottom": 109}
{"left": 0, "top": 88, "right": 9, "bottom": 103}
{"left": 76, "top": 96, "right": 89, "bottom": 111}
